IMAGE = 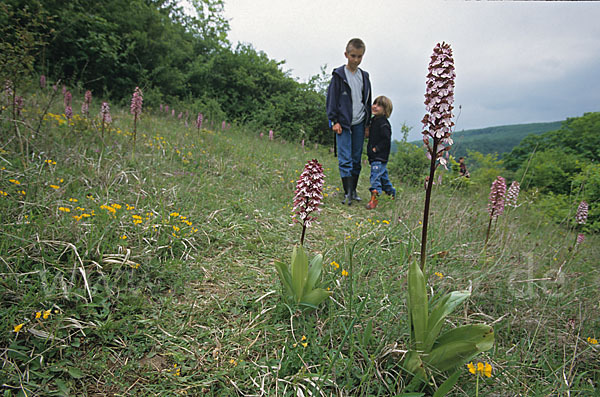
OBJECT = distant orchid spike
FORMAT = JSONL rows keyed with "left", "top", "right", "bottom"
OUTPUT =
{"left": 576, "top": 233, "right": 585, "bottom": 245}
{"left": 575, "top": 201, "right": 588, "bottom": 224}
{"left": 196, "top": 113, "right": 203, "bottom": 131}
{"left": 130, "top": 87, "right": 143, "bottom": 117}
{"left": 160, "top": 104, "right": 163, "bottom": 112}
{"left": 100, "top": 102, "right": 111, "bottom": 138}
{"left": 222, "top": 120, "right": 226, "bottom": 130}
{"left": 178, "top": 112, "right": 182, "bottom": 120}
{"left": 85, "top": 90, "right": 92, "bottom": 105}
{"left": 65, "top": 105, "right": 73, "bottom": 120}
{"left": 40, "top": 75, "right": 46, "bottom": 89}
{"left": 14, "top": 96, "right": 23, "bottom": 116}
{"left": 81, "top": 101, "right": 88, "bottom": 115}
{"left": 64, "top": 91, "right": 72, "bottom": 107}
{"left": 488, "top": 176, "right": 507, "bottom": 219}
{"left": 269, "top": 129, "right": 274, "bottom": 140}
{"left": 100, "top": 102, "right": 112, "bottom": 123}
{"left": 171, "top": 109, "right": 175, "bottom": 117}
{"left": 506, "top": 181, "right": 520, "bottom": 207}
{"left": 293, "top": 159, "right": 325, "bottom": 245}
{"left": 165, "top": 105, "right": 169, "bottom": 113}
{"left": 62, "top": 85, "right": 66, "bottom": 95}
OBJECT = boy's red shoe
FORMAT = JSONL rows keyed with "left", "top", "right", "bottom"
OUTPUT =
{"left": 366, "top": 190, "right": 378, "bottom": 210}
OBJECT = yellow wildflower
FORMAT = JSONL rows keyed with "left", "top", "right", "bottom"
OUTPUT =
{"left": 341, "top": 269, "right": 349, "bottom": 277}
{"left": 434, "top": 272, "right": 444, "bottom": 278}
{"left": 170, "top": 212, "right": 180, "bottom": 217}
{"left": 588, "top": 337, "right": 598, "bottom": 345}
{"left": 35, "top": 311, "right": 41, "bottom": 319}
{"left": 468, "top": 362, "right": 492, "bottom": 378}
{"left": 68, "top": 198, "right": 78, "bottom": 202}
{"left": 111, "top": 203, "right": 122, "bottom": 209}
{"left": 0, "top": 190, "right": 7, "bottom": 196}
{"left": 330, "top": 261, "right": 340, "bottom": 269}
{"left": 382, "top": 220, "right": 390, "bottom": 224}
{"left": 50, "top": 185, "right": 60, "bottom": 189}
{"left": 58, "top": 207, "right": 71, "bottom": 212}
{"left": 13, "top": 323, "right": 24, "bottom": 333}
{"left": 9, "top": 179, "right": 20, "bottom": 185}
{"left": 120, "top": 235, "right": 128, "bottom": 240}
{"left": 301, "top": 342, "right": 308, "bottom": 348}
{"left": 43, "top": 310, "right": 51, "bottom": 319}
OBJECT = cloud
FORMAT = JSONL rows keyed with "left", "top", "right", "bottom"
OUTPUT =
{"left": 224, "top": 0, "right": 600, "bottom": 141}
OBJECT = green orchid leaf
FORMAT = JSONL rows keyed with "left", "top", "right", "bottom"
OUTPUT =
{"left": 403, "top": 350, "right": 428, "bottom": 389}
{"left": 434, "top": 324, "right": 494, "bottom": 351}
{"left": 433, "top": 369, "right": 461, "bottom": 397}
{"left": 408, "top": 260, "right": 428, "bottom": 350}
{"left": 304, "top": 253, "right": 323, "bottom": 294}
{"left": 424, "top": 325, "right": 494, "bottom": 371}
{"left": 425, "top": 290, "right": 471, "bottom": 351}
{"left": 274, "top": 260, "right": 293, "bottom": 298}
{"left": 291, "top": 245, "right": 308, "bottom": 302}
{"left": 300, "top": 287, "right": 331, "bottom": 307}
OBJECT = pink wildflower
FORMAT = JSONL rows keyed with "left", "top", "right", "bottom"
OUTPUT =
{"left": 269, "top": 129, "right": 274, "bottom": 140}
{"left": 100, "top": 102, "right": 112, "bottom": 124}
{"left": 178, "top": 112, "right": 182, "bottom": 120}
{"left": 260, "top": 132, "right": 264, "bottom": 138}
{"left": 301, "top": 139, "right": 305, "bottom": 149}
{"left": 171, "top": 109, "right": 175, "bottom": 117}
{"left": 85, "top": 90, "right": 92, "bottom": 105}
{"left": 421, "top": 42, "right": 455, "bottom": 170}
{"left": 64, "top": 91, "right": 72, "bottom": 107}
{"left": 293, "top": 159, "right": 325, "bottom": 245}
{"left": 488, "top": 176, "right": 507, "bottom": 219}
{"left": 575, "top": 201, "right": 588, "bottom": 224}
{"left": 165, "top": 105, "right": 169, "bottom": 113}
{"left": 130, "top": 87, "right": 143, "bottom": 117}
{"left": 576, "top": 233, "right": 585, "bottom": 245}
{"left": 65, "top": 105, "right": 73, "bottom": 120}
{"left": 506, "top": 181, "right": 520, "bottom": 207}
{"left": 196, "top": 113, "right": 203, "bottom": 130}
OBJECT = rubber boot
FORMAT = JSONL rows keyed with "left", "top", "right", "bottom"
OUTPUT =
{"left": 351, "top": 174, "right": 361, "bottom": 201}
{"left": 366, "top": 190, "right": 378, "bottom": 210}
{"left": 341, "top": 177, "right": 353, "bottom": 205}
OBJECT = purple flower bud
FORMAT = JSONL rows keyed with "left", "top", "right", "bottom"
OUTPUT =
{"left": 506, "top": 181, "right": 520, "bottom": 207}
{"left": 488, "top": 176, "right": 507, "bottom": 219}
{"left": 575, "top": 201, "right": 588, "bottom": 224}
{"left": 65, "top": 105, "right": 73, "bottom": 120}
{"left": 130, "top": 86, "right": 143, "bottom": 117}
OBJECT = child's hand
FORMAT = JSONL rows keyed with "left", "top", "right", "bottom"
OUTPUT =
{"left": 365, "top": 127, "right": 370, "bottom": 138}
{"left": 372, "top": 147, "right": 376, "bottom": 152}
{"left": 333, "top": 122, "right": 342, "bottom": 135}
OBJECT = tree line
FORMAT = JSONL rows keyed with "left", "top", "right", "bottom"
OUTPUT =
{"left": 1, "top": 0, "right": 331, "bottom": 144}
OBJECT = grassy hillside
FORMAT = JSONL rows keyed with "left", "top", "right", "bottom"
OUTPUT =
{"left": 1, "top": 88, "right": 598, "bottom": 395}
{"left": 404, "top": 120, "right": 562, "bottom": 158}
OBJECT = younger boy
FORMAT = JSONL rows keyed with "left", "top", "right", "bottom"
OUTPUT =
{"left": 326, "top": 38, "right": 372, "bottom": 205}
{"left": 366, "top": 96, "right": 396, "bottom": 210}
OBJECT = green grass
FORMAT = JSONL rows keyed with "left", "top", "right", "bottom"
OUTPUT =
{"left": 1, "top": 87, "right": 598, "bottom": 396}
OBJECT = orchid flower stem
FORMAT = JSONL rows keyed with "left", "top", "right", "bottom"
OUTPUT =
{"left": 420, "top": 137, "right": 439, "bottom": 272}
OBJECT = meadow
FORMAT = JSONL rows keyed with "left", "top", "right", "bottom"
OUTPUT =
{"left": 1, "top": 86, "right": 598, "bottom": 396}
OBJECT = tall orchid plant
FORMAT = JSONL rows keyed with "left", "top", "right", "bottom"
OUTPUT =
{"left": 130, "top": 86, "right": 143, "bottom": 147}
{"left": 404, "top": 43, "right": 494, "bottom": 391}
{"left": 274, "top": 159, "right": 331, "bottom": 309}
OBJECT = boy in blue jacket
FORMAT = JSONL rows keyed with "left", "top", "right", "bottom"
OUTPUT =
{"left": 365, "top": 95, "right": 396, "bottom": 210}
{"left": 326, "top": 38, "right": 372, "bottom": 205}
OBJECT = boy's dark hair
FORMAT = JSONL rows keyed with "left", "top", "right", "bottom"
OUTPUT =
{"left": 374, "top": 95, "right": 393, "bottom": 118}
{"left": 346, "top": 38, "right": 366, "bottom": 53}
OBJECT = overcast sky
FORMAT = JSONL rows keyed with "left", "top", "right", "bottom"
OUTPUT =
{"left": 222, "top": 0, "right": 600, "bottom": 141}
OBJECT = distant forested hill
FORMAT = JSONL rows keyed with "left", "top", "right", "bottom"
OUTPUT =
{"left": 403, "top": 120, "right": 562, "bottom": 157}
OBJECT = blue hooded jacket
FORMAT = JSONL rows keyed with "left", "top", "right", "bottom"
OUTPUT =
{"left": 326, "top": 65, "right": 372, "bottom": 130}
